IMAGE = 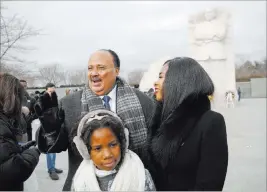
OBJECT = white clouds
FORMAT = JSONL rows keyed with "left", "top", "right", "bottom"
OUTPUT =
{"left": 1, "top": 1, "right": 266, "bottom": 73}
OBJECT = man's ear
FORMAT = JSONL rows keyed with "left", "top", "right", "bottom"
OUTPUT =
{"left": 115, "top": 68, "right": 120, "bottom": 76}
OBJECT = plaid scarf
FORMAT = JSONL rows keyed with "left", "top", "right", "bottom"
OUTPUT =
{"left": 81, "top": 77, "right": 147, "bottom": 151}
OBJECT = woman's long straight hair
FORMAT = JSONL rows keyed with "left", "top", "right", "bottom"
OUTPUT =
{"left": 161, "top": 57, "right": 214, "bottom": 121}
{"left": 0, "top": 73, "right": 24, "bottom": 122}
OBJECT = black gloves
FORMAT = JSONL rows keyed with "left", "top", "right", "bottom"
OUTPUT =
{"left": 34, "top": 92, "right": 65, "bottom": 147}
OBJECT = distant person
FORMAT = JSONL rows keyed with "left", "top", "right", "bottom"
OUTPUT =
{"left": 147, "top": 88, "right": 155, "bottom": 98}
{"left": 20, "top": 80, "right": 31, "bottom": 107}
{"left": 19, "top": 106, "right": 30, "bottom": 142}
{"left": 43, "top": 83, "right": 63, "bottom": 180}
{"left": 65, "top": 88, "right": 71, "bottom": 96}
{"left": 20, "top": 79, "right": 37, "bottom": 141}
{"left": 0, "top": 73, "right": 40, "bottom": 191}
{"left": 33, "top": 91, "right": 41, "bottom": 100}
{"left": 237, "top": 87, "right": 241, "bottom": 101}
{"left": 134, "top": 84, "right": 139, "bottom": 89}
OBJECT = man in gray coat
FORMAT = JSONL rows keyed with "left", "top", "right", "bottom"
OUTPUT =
{"left": 34, "top": 49, "right": 156, "bottom": 191}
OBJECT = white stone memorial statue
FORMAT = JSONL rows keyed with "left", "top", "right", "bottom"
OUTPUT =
{"left": 139, "top": 57, "right": 171, "bottom": 92}
{"left": 188, "top": 8, "right": 236, "bottom": 106}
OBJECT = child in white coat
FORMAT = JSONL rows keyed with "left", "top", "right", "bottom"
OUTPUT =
{"left": 71, "top": 109, "right": 155, "bottom": 191}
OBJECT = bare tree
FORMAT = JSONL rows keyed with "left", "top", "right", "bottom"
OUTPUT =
{"left": 39, "top": 63, "right": 64, "bottom": 86}
{"left": 235, "top": 58, "right": 267, "bottom": 82}
{"left": 1, "top": 62, "right": 29, "bottom": 77}
{"left": 19, "top": 74, "right": 39, "bottom": 87}
{"left": 68, "top": 69, "right": 87, "bottom": 85}
{"left": 0, "top": 2, "right": 40, "bottom": 72}
{"left": 127, "top": 69, "right": 145, "bottom": 86}
{"left": 58, "top": 70, "right": 69, "bottom": 85}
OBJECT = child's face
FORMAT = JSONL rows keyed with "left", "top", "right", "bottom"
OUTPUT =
{"left": 89, "top": 127, "right": 121, "bottom": 171}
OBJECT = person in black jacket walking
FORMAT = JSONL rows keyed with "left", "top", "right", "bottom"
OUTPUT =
{"left": 147, "top": 57, "right": 228, "bottom": 191}
{"left": 0, "top": 73, "right": 40, "bottom": 191}
{"left": 34, "top": 49, "right": 156, "bottom": 190}
{"left": 20, "top": 79, "right": 37, "bottom": 141}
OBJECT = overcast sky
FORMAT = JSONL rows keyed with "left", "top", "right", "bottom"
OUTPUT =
{"left": 2, "top": 1, "right": 266, "bottom": 77}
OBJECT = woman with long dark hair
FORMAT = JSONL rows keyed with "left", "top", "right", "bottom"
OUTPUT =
{"left": 147, "top": 57, "right": 228, "bottom": 191}
{"left": 0, "top": 73, "right": 40, "bottom": 191}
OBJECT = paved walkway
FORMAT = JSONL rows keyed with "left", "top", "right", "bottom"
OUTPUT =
{"left": 27, "top": 98, "right": 266, "bottom": 191}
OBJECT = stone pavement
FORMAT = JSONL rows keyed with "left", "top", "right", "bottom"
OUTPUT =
{"left": 217, "top": 99, "right": 266, "bottom": 191}
{"left": 28, "top": 98, "right": 266, "bottom": 191}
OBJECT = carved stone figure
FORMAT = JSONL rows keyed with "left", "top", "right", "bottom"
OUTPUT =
{"left": 189, "top": 8, "right": 229, "bottom": 61}
{"left": 188, "top": 8, "right": 236, "bottom": 106}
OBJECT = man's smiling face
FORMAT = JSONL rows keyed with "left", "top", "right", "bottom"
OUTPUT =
{"left": 88, "top": 50, "right": 119, "bottom": 96}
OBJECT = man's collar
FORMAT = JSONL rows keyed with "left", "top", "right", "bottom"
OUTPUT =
{"left": 100, "top": 85, "right": 117, "bottom": 100}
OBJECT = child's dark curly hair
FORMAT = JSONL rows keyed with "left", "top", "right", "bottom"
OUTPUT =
{"left": 70, "top": 112, "right": 127, "bottom": 169}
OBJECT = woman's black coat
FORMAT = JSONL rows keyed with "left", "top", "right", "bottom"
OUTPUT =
{"left": 146, "top": 96, "right": 228, "bottom": 191}
{"left": 0, "top": 113, "right": 40, "bottom": 191}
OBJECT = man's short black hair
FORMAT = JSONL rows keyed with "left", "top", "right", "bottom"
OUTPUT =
{"left": 99, "top": 49, "right": 120, "bottom": 69}
{"left": 134, "top": 84, "right": 139, "bottom": 89}
{"left": 45, "top": 83, "right": 55, "bottom": 90}
{"left": 20, "top": 79, "right": 27, "bottom": 83}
